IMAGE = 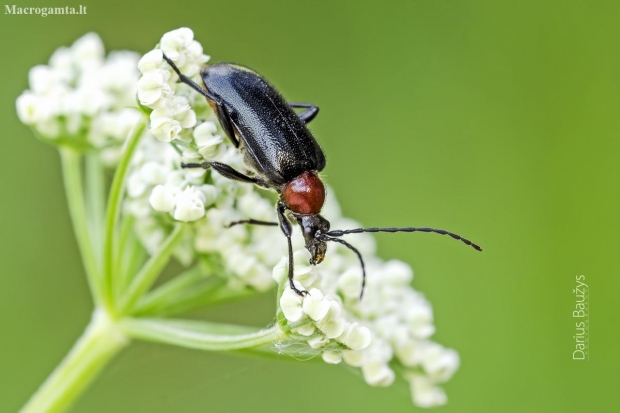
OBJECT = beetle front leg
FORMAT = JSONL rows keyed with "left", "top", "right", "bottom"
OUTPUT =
{"left": 277, "top": 202, "right": 308, "bottom": 297}
{"left": 289, "top": 102, "right": 319, "bottom": 124}
{"left": 162, "top": 53, "right": 218, "bottom": 102}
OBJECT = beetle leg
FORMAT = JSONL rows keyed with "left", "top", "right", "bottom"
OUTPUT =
{"left": 181, "top": 161, "right": 268, "bottom": 188}
{"left": 289, "top": 102, "right": 319, "bottom": 124}
{"left": 226, "top": 219, "right": 278, "bottom": 228}
{"left": 162, "top": 53, "right": 219, "bottom": 103}
{"left": 277, "top": 201, "right": 308, "bottom": 297}
{"left": 162, "top": 53, "right": 240, "bottom": 147}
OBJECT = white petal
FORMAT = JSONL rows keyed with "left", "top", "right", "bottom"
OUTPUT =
{"left": 342, "top": 350, "right": 364, "bottom": 367}
{"left": 302, "top": 289, "right": 330, "bottom": 321}
{"left": 409, "top": 374, "right": 448, "bottom": 408}
{"left": 361, "top": 361, "right": 395, "bottom": 387}
{"left": 137, "top": 71, "right": 165, "bottom": 106}
{"left": 138, "top": 49, "right": 163, "bottom": 74}
{"left": 16, "top": 93, "right": 43, "bottom": 124}
{"left": 149, "top": 185, "right": 177, "bottom": 212}
{"left": 150, "top": 116, "right": 182, "bottom": 142}
{"left": 341, "top": 323, "right": 372, "bottom": 350}
{"left": 279, "top": 288, "right": 304, "bottom": 322}
{"left": 272, "top": 256, "right": 288, "bottom": 284}
{"left": 29, "top": 65, "right": 58, "bottom": 94}
{"left": 338, "top": 269, "right": 363, "bottom": 298}
{"left": 293, "top": 323, "right": 315, "bottom": 336}
{"left": 318, "top": 316, "right": 346, "bottom": 339}
{"left": 173, "top": 187, "right": 205, "bottom": 222}
{"left": 307, "top": 336, "right": 329, "bottom": 349}
{"left": 322, "top": 351, "right": 342, "bottom": 364}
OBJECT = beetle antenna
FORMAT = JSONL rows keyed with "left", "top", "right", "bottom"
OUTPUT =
{"left": 326, "top": 227, "right": 482, "bottom": 252}
{"left": 319, "top": 234, "right": 366, "bottom": 300}
{"left": 161, "top": 53, "right": 220, "bottom": 103}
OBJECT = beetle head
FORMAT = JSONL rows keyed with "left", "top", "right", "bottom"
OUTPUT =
{"left": 296, "top": 214, "right": 330, "bottom": 265}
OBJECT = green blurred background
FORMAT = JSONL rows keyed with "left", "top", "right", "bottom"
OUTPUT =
{"left": 1, "top": 0, "right": 619, "bottom": 411}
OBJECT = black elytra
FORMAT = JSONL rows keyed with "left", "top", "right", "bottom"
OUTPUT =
{"left": 162, "top": 53, "right": 482, "bottom": 299}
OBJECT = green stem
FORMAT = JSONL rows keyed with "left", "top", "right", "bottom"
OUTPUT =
{"left": 133, "top": 264, "right": 206, "bottom": 315}
{"left": 115, "top": 215, "right": 144, "bottom": 299}
{"left": 102, "top": 118, "right": 146, "bottom": 311}
{"left": 120, "top": 318, "right": 284, "bottom": 351}
{"left": 140, "top": 278, "right": 231, "bottom": 316}
{"left": 84, "top": 153, "right": 106, "bottom": 267}
{"left": 118, "top": 224, "right": 185, "bottom": 315}
{"left": 60, "top": 148, "right": 102, "bottom": 305}
{"left": 20, "top": 309, "right": 129, "bottom": 413}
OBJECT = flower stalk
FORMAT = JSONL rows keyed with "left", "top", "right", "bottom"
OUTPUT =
{"left": 20, "top": 310, "right": 129, "bottom": 413}
{"left": 60, "top": 148, "right": 102, "bottom": 305}
{"left": 103, "top": 118, "right": 146, "bottom": 312}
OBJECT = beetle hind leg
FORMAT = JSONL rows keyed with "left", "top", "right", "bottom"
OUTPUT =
{"left": 289, "top": 102, "right": 319, "bottom": 124}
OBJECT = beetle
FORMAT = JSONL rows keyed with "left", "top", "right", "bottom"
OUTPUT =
{"left": 162, "top": 54, "right": 482, "bottom": 298}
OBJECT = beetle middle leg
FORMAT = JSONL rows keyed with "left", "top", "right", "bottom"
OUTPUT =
{"left": 289, "top": 102, "right": 319, "bottom": 124}
{"left": 181, "top": 161, "right": 268, "bottom": 188}
{"left": 226, "top": 219, "right": 278, "bottom": 228}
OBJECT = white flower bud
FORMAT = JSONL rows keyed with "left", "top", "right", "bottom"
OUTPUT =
{"left": 409, "top": 374, "right": 447, "bottom": 407}
{"left": 420, "top": 343, "right": 460, "bottom": 383}
{"left": 342, "top": 350, "right": 363, "bottom": 367}
{"left": 138, "top": 49, "right": 163, "bottom": 74}
{"left": 272, "top": 256, "right": 288, "bottom": 284}
{"left": 340, "top": 323, "right": 372, "bottom": 351}
{"left": 361, "top": 361, "right": 395, "bottom": 387}
{"left": 29, "top": 65, "right": 58, "bottom": 94}
{"left": 307, "top": 335, "right": 329, "bottom": 349}
{"left": 279, "top": 288, "right": 304, "bottom": 322}
{"left": 150, "top": 184, "right": 178, "bottom": 212}
{"left": 293, "top": 323, "right": 315, "bottom": 336}
{"left": 150, "top": 116, "right": 182, "bottom": 142}
{"left": 177, "top": 107, "right": 197, "bottom": 128}
{"left": 316, "top": 301, "right": 346, "bottom": 338}
{"left": 72, "top": 33, "right": 104, "bottom": 70}
{"left": 338, "top": 269, "right": 363, "bottom": 298}
{"left": 302, "top": 289, "right": 330, "bottom": 322}
{"left": 161, "top": 27, "right": 194, "bottom": 60}
{"left": 35, "top": 118, "right": 60, "bottom": 138}
{"left": 194, "top": 122, "right": 223, "bottom": 158}
{"left": 16, "top": 93, "right": 43, "bottom": 124}
{"left": 137, "top": 71, "right": 165, "bottom": 106}
{"left": 173, "top": 187, "right": 205, "bottom": 221}
{"left": 322, "top": 351, "right": 342, "bottom": 364}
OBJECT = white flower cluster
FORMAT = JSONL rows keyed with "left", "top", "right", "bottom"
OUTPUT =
{"left": 128, "top": 27, "right": 460, "bottom": 407}
{"left": 15, "top": 33, "right": 141, "bottom": 164}
{"left": 136, "top": 27, "right": 209, "bottom": 143}
{"left": 272, "top": 198, "right": 459, "bottom": 406}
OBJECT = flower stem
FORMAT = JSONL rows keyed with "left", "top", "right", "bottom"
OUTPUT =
{"left": 118, "top": 224, "right": 185, "bottom": 315}
{"left": 20, "top": 309, "right": 129, "bottom": 413}
{"left": 60, "top": 148, "right": 102, "bottom": 305}
{"left": 120, "top": 318, "right": 285, "bottom": 351}
{"left": 84, "top": 153, "right": 106, "bottom": 267}
{"left": 102, "top": 117, "right": 146, "bottom": 311}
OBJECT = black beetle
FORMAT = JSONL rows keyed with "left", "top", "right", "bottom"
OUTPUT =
{"left": 162, "top": 54, "right": 482, "bottom": 298}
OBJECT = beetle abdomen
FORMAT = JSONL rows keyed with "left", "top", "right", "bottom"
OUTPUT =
{"left": 201, "top": 63, "right": 325, "bottom": 186}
